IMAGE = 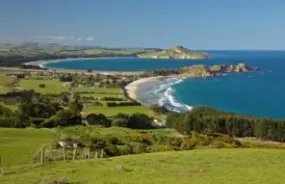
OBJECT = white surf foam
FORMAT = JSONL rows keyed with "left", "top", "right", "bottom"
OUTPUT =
{"left": 147, "top": 77, "right": 193, "bottom": 112}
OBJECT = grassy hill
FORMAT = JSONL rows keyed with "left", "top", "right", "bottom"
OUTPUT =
{"left": 138, "top": 46, "right": 209, "bottom": 59}
{"left": 0, "top": 128, "right": 55, "bottom": 167}
{"left": 1, "top": 149, "right": 285, "bottom": 184}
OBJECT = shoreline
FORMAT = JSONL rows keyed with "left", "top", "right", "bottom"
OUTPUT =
{"left": 24, "top": 57, "right": 138, "bottom": 67}
{"left": 124, "top": 76, "right": 175, "bottom": 105}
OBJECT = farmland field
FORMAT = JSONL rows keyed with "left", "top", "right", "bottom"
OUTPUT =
{"left": 18, "top": 79, "right": 68, "bottom": 94}
{"left": 0, "top": 128, "right": 55, "bottom": 167}
{"left": 0, "top": 76, "right": 11, "bottom": 94}
{"left": 83, "top": 106, "right": 154, "bottom": 116}
{"left": 1, "top": 149, "right": 285, "bottom": 184}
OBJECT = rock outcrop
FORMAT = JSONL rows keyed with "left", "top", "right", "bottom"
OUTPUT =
{"left": 179, "top": 63, "right": 259, "bottom": 77}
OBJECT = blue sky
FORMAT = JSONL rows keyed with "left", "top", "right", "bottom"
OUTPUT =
{"left": 1, "top": 0, "right": 285, "bottom": 49}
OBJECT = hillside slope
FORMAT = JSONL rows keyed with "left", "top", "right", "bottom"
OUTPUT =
{"left": 138, "top": 46, "right": 209, "bottom": 59}
{"left": 1, "top": 149, "right": 285, "bottom": 184}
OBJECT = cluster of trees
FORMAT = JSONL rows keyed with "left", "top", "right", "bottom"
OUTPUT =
{"left": 106, "top": 101, "right": 141, "bottom": 107}
{"left": 19, "top": 65, "right": 47, "bottom": 70}
{"left": 166, "top": 106, "right": 285, "bottom": 142}
{"left": 111, "top": 113, "right": 155, "bottom": 129}
{"left": 101, "top": 97, "right": 124, "bottom": 101}
{"left": 140, "top": 69, "right": 179, "bottom": 77}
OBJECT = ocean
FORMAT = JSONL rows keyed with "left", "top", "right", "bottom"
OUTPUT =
{"left": 45, "top": 51, "right": 285, "bottom": 119}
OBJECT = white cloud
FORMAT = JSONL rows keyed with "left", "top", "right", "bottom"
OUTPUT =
{"left": 30, "top": 35, "right": 95, "bottom": 42}
{"left": 85, "top": 37, "right": 94, "bottom": 41}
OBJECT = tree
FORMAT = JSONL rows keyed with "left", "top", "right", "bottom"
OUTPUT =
{"left": 42, "top": 109, "right": 82, "bottom": 127}
{"left": 39, "top": 84, "right": 46, "bottom": 88}
{"left": 127, "top": 113, "right": 154, "bottom": 129}
{"left": 86, "top": 113, "right": 111, "bottom": 127}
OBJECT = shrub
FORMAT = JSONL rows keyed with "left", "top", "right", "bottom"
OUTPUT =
{"left": 208, "top": 141, "right": 224, "bottom": 148}
{"left": 41, "top": 109, "right": 82, "bottom": 127}
{"left": 104, "top": 143, "right": 120, "bottom": 156}
{"left": 0, "top": 117, "right": 18, "bottom": 128}
{"left": 39, "top": 84, "right": 46, "bottom": 88}
{"left": 117, "top": 145, "right": 132, "bottom": 155}
{"left": 112, "top": 118, "right": 128, "bottom": 127}
{"left": 86, "top": 113, "right": 110, "bottom": 127}
{"left": 132, "top": 143, "right": 147, "bottom": 154}
{"left": 127, "top": 113, "right": 154, "bottom": 129}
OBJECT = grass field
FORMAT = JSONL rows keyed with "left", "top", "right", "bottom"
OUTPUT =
{"left": 1, "top": 149, "right": 285, "bottom": 184}
{"left": 0, "top": 128, "right": 55, "bottom": 167}
{"left": 18, "top": 79, "right": 68, "bottom": 94}
{"left": 76, "top": 87, "right": 123, "bottom": 98}
{"left": 0, "top": 76, "right": 11, "bottom": 94}
{"left": 83, "top": 106, "right": 154, "bottom": 116}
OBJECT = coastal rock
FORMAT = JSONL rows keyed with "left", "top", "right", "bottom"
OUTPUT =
{"left": 179, "top": 63, "right": 258, "bottom": 77}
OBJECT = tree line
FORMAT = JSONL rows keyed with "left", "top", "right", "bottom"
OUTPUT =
{"left": 166, "top": 106, "right": 285, "bottom": 142}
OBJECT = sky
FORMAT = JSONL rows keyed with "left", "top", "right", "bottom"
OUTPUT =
{"left": 1, "top": 0, "right": 285, "bottom": 50}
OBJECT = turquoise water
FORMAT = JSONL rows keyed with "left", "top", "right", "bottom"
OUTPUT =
{"left": 45, "top": 51, "right": 285, "bottom": 119}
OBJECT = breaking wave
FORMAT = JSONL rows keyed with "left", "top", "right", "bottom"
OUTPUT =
{"left": 143, "top": 77, "right": 192, "bottom": 112}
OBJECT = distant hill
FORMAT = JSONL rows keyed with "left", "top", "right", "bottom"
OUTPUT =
{"left": 138, "top": 46, "right": 209, "bottom": 59}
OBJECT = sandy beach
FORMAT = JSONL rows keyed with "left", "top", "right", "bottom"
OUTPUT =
{"left": 23, "top": 57, "right": 143, "bottom": 75}
{"left": 124, "top": 76, "right": 167, "bottom": 103}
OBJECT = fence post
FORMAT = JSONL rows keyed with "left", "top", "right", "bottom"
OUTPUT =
{"left": 40, "top": 147, "right": 44, "bottom": 165}
{"left": 95, "top": 151, "right": 98, "bottom": 159}
{"left": 63, "top": 147, "right": 66, "bottom": 161}
{"left": 73, "top": 148, "right": 77, "bottom": 160}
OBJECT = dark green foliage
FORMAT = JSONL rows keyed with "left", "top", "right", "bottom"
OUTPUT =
{"left": 101, "top": 97, "right": 124, "bottom": 101}
{"left": 41, "top": 109, "right": 82, "bottom": 128}
{"left": 132, "top": 143, "right": 147, "bottom": 154}
{"left": 86, "top": 113, "right": 110, "bottom": 127}
{"left": 150, "top": 104, "right": 169, "bottom": 114}
{"left": 166, "top": 106, "right": 285, "bottom": 142}
{"left": 0, "top": 104, "right": 14, "bottom": 117}
{"left": 39, "top": 84, "right": 46, "bottom": 88}
{"left": 127, "top": 113, "right": 154, "bottom": 129}
{"left": 106, "top": 101, "right": 141, "bottom": 107}
{"left": 112, "top": 118, "right": 128, "bottom": 127}
{"left": 104, "top": 143, "right": 120, "bottom": 156}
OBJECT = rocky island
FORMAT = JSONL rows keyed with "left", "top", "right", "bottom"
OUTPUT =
{"left": 138, "top": 46, "right": 209, "bottom": 59}
{"left": 142, "top": 63, "right": 259, "bottom": 77}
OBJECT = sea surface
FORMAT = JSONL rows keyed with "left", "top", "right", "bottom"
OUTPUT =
{"left": 45, "top": 51, "right": 285, "bottom": 119}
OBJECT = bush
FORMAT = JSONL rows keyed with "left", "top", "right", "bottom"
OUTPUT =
{"left": 86, "top": 113, "right": 110, "bottom": 127}
{"left": 132, "top": 143, "right": 147, "bottom": 154}
{"left": 104, "top": 143, "right": 120, "bottom": 156}
{"left": 102, "top": 97, "right": 124, "bottom": 101}
{"left": 39, "top": 84, "right": 46, "bottom": 88}
{"left": 117, "top": 145, "right": 132, "bottom": 155}
{"left": 106, "top": 101, "right": 141, "bottom": 107}
{"left": 127, "top": 113, "right": 154, "bottom": 129}
{"left": 112, "top": 118, "right": 128, "bottom": 127}
{"left": 208, "top": 141, "right": 224, "bottom": 148}
{"left": 41, "top": 109, "right": 82, "bottom": 127}
{"left": 0, "top": 117, "right": 18, "bottom": 128}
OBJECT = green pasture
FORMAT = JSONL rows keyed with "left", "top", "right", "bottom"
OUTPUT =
{"left": 1, "top": 149, "right": 285, "bottom": 184}
{"left": 0, "top": 128, "right": 55, "bottom": 167}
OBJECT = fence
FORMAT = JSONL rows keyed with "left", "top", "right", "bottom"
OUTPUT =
{"left": 30, "top": 144, "right": 105, "bottom": 165}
